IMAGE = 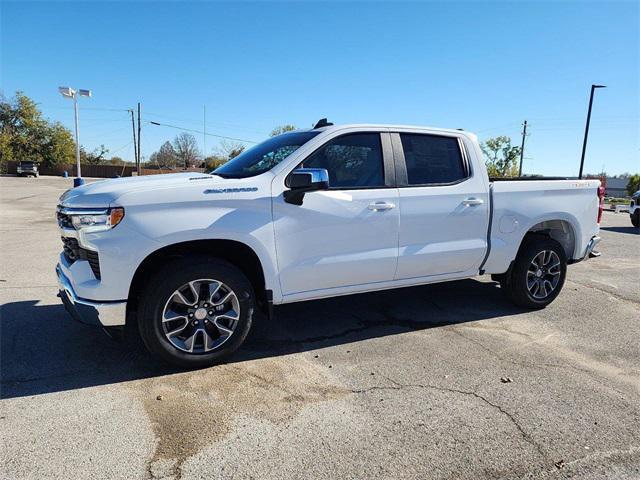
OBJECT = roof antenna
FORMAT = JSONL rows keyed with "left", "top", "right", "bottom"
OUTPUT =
{"left": 313, "top": 118, "right": 333, "bottom": 129}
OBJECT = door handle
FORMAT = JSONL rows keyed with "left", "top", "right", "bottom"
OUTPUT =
{"left": 368, "top": 201, "right": 396, "bottom": 211}
{"left": 462, "top": 197, "right": 484, "bottom": 206}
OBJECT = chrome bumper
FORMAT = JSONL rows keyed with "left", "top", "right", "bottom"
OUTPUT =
{"left": 583, "top": 235, "right": 601, "bottom": 260}
{"left": 56, "top": 265, "right": 127, "bottom": 327}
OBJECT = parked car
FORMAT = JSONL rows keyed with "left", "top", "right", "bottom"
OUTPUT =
{"left": 630, "top": 191, "right": 640, "bottom": 227}
{"left": 55, "top": 122, "right": 603, "bottom": 367}
{"left": 17, "top": 160, "right": 39, "bottom": 177}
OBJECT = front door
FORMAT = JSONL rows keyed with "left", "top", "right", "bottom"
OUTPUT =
{"left": 273, "top": 132, "right": 400, "bottom": 296}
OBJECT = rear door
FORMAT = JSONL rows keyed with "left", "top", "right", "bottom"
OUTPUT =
{"left": 273, "top": 131, "right": 400, "bottom": 296}
{"left": 393, "top": 131, "right": 490, "bottom": 279}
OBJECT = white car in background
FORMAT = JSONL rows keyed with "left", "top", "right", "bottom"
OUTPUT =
{"left": 630, "top": 191, "right": 640, "bottom": 227}
{"left": 55, "top": 120, "right": 604, "bottom": 367}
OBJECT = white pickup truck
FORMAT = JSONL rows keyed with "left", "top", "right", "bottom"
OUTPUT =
{"left": 56, "top": 121, "right": 603, "bottom": 367}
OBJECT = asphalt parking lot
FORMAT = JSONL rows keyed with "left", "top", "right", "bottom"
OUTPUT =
{"left": 1, "top": 175, "right": 639, "bottom": 480}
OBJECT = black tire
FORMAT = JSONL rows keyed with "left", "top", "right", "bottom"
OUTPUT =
{"left": 138, "top": 256, "right": 255, "bottom": 368}
{"left": 502, "top": 235, "right": 567, "bottom": 309}
{"left": 632, "top": 211, "right": 640, "bottom": 228}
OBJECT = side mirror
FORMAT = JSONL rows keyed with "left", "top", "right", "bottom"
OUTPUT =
{"left": 284, "top": 168, "right": 329, "bottom": 205}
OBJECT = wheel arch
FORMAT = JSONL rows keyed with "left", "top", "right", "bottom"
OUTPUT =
{"left": 127, "top": 239, "right": 270, "bottom": 321}
{"left": 522, "top": 218, "right": 577, "bottom": 260}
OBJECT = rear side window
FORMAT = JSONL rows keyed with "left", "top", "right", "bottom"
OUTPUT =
{"left": 302, "top": 133, "right": 384, "bottom": 189}
{"left": 400, "top": 133, "right": 466, "bottom": 185}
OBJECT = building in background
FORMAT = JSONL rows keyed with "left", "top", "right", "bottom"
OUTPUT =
{"left": 604, "top": 177, "right": 630, "bottom": 198}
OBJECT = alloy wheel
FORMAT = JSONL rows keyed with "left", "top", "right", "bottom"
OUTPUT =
{"left": 526, "top": 250, "right": 561, "bottom": 299}
{"left": 161, "top": 279, "right": 240, "bottom": 354}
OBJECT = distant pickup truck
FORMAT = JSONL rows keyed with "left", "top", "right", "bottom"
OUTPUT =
{"left": 56, "top": 121, "right": 603, "bottom": 367}
{"left": 17, "top": 160, "right": 39, "bottom": 177}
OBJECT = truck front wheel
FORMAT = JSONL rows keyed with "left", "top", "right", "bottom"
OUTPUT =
{"left": 138, "top": 256, "right": 255, "bottom": 368}
{"left": 502, "top": 236, "right": 567, "bottom": 309}
{"left": 631, "top": 211, "right": 639, "bottom": 228}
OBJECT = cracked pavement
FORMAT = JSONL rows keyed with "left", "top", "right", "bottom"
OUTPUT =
{"left": 1, "top": 176, "right": 639, "bottom": 479}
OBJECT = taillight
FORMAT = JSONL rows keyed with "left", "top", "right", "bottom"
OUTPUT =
{"left": 597, "top": 185, "right": 605, "bottom": 224}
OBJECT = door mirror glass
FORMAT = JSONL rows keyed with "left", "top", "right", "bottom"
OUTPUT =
{"left": 284, "top": 168, "right": 329, "bottom": 205}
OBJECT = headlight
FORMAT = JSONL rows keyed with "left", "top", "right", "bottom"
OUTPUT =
{"left": 63, "top": 207, "right": 125, "bottom": 232}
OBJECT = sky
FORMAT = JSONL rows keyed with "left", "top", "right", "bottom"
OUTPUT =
{"left": 1, "top": 0, "right": 638, "bottom": 176}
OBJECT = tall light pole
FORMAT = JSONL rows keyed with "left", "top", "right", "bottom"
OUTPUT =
{"left": 579, "top": 84, "right": 606, "bottom": 179}
{"left": 59, "top": 86, "right": 92, "bottom": 186}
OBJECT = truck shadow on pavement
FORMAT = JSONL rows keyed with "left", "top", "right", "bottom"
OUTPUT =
{"left": 600, "top": 226, "right": 639, "bottom": 235}
{"left": 1, "top": 279, "right": 526, "bottom": 399}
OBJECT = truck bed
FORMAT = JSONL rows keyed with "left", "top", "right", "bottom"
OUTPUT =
{"left": 482, "top": 178, "right": 601, "bottom": 274}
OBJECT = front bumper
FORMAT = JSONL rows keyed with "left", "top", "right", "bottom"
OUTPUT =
{"left": 56, "top": 264, "right": 127, "bottom": 327}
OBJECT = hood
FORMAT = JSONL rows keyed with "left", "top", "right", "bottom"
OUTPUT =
{"left": 59, "top": 172, "right": 223, "bottom": 207}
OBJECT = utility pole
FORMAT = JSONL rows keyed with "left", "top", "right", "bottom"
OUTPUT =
{"left": 518, "top": 120, "right": 528, "bottom": 177}
{"left": 129, "top": 109, "right": 138, "bottom": 169}
{"left": 579, "top": 84, "right": 606, "bottom": 179}
{"left": 203, "top": 105, "right": 207, "bottom": 160}
{"left": 137, "top": 102, "right": 142, "bottom": 175}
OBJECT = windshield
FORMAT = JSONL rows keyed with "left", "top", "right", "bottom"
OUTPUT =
{"left": 212, "top": 131, "right": 320, "bottom": 178}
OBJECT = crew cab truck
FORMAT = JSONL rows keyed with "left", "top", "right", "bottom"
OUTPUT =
{"left": 56, "top": 122, "right": 603, "bottom": 367}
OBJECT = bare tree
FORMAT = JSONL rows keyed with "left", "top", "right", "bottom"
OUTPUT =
{"left": 173, "top": 132, "right": 200, "bottom": 168}
{"left": 270, "top": 124, "right": 296, "bottom": 137}
{"left": 216, "top": 139, "right": 245, "bottom": 160}
{"left": 150, "top": 141, "right": 178, "bottom": 169}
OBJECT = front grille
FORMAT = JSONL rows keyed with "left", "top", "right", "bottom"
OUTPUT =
{"left": 62, "top": 237, "right": 80, "bottom": 262}
{"left": 61, "top": 237, "right": 101, "bottom": 280}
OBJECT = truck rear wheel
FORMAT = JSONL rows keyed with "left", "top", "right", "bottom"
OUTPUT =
{"left": 138, "top": 256, "right": 255, "bottom": 368}
{"left": 502, "top": 235, "right": 567, "bottom": 309}
{"left": 632, "top": 211, "right": 639, "bottom": 228}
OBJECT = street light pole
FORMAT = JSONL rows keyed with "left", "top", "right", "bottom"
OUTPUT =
{"left": 59, "top": 87, "right": 91, "bottom": 186}
{"left": 579, "top": 84, "right": 606, "bottom": 179}
{"left": 73, "top": 93, "right": 81, "bottom": 180}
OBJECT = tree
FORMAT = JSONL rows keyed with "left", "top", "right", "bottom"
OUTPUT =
{"left": 480, "top": 136, "right": 521, "bottom": 177}
{"left": 0, "top": 91, "right": 75, "bottom": 171}
{"left": 204, "top": 155, "right": 227, "bottom": 170}
{"left": 270, "top": 124, "right": 296, "bottom": 137}
{"left": 150, "top": 141, "right": 178, "bottom": 169}
{"left": 627, "top": 174, "right": 640, "bottom": 196}
{"left": 80, "top": 144, "right": 109, "bottom": 165}
{"left": 172, "top": 133, "right": 200, "bottom": 168}
{"left": 41, "top": 122, "right": 75, "bottom": 167}
{"left": 216, "top": 139, "right": 245, "bottom": 160}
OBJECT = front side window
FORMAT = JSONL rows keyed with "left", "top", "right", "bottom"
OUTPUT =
{"left": 400, "top": 133, "right": 466, "bottom": 185}
{"left": 302, "top": 133, "right": 384, "bottom": 188}
{"left": 213, "top": 131, "right": 320, "bottom": 178}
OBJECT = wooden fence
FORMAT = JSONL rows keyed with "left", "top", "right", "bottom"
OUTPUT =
{"left": 6, "top": 161, "right": 205, "bottom": 178}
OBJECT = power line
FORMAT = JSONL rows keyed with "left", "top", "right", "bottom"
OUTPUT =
{"left": 144, "top": 111, "right": 269, "bottom": 135}
{"left": 43, "top": 105, "right": 130, "bottom": 112}
{"left": 147, "top": 121, "right": 259, "bottom": 144}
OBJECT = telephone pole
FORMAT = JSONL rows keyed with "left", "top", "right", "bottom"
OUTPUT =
{"left": 137, "top": 102, "right": 142, "bottom": 175}
{"left": 203, "top": 105, "right": 207, "bottom": 160}
{"left": 129, "top": 109, "right": 138, "bottom": 168}
{"left": 518, "top": 120, "right": 528, "bottom": 177}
